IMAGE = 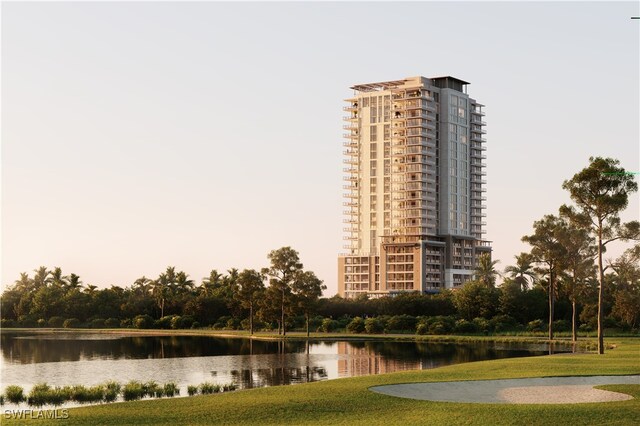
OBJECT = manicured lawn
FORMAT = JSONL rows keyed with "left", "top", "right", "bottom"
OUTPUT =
{"left": 4, "top": 338, "right": 639, "bottom": 425}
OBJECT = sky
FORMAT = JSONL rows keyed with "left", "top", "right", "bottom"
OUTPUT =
{"left": 2, "top": 1, "right": 639, "bottom": 295}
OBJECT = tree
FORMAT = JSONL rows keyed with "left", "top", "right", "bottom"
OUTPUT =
{"left": 556, "top": 214, "right": 596, "bottom": 341}
{"left": 235, "top": 269, "right": 265, "bottom": 335}
{"left": 504, "top": 252, "right": 536, "bottom": 291}
{"left": 292, "top": 271, "right": 326, "bottom": 337}
{"left": 562, "top": 157, "right": 639, "bottom": 353}
{"left": 262, "top": 247, "right": 303, "bottom": 336}
{"left": 152, "top": 273, "right": 171, "bottom": 318}
{"left": 610, "top": 247, "right": 640, "bottom": 329}
{"left": 201, "top": 270, "right": 223, "bottom": 297}
{"left": 474, "top": 253, "right": 500, "bottom": 288}
{"left": 453, "top": 280, "right": 499, "bottom": 320}
{"left": 522, "top": 214, "right": 567, "bottom": 340}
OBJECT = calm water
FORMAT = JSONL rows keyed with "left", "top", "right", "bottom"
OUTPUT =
{"left": 0, "top": 331, "right": 568, "bottom": 408}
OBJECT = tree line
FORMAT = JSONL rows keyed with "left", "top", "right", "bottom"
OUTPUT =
{"left": 1, "top": 157, "right": 638, "bottom": 348}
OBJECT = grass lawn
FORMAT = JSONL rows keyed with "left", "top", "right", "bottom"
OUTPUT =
{"left": 4, "top": 337, "right": 639, "bottom": 425}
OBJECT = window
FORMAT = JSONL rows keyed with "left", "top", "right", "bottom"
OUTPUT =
{"left": 370, "top": 126, "right": 377, "bottom": 141}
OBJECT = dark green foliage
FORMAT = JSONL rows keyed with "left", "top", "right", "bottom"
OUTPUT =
{"left": 199, "top": 382, "right": 220, "bottom": 395}
{"left": 63, "top": 318, "right": 80, "bottom": 328}
{"left": 90, "top": 318, "right": 106, "bottom": 328}
{"left": 1, "top": 319, "right": 16, "bottom": 328}
{"left": 5, "top": 385, "right": 25, "bottom": 404}
{"left": 454, "top": 319, "right": 478, "bottom": 333}
{"left": 48, "top": 316, "right": 64, "bottom": 327}
{"left": 527, "top": 319, "right": 546, "bottom": 332}
{"left": 321, "top": 318, "right": 339, "bottom": 332}
{"left": 163, "top": 382, "right": 179, "bottom": 397}
{"left": 133, "top": 314, "right": 154, "bottom": 329}
{"left": 386, "top": 314, "right": 417, "bottom": 332}
{"left": 122, "top": 381, "right": 145, "bottom": 401}
{"left": 364, "top": 317, "right": 384, "bottom": 334}
{"left": 104, "top": 318, "right": 120, "bottom": 328}
{"left": 346, "top": 317, "right": 365, "bottom": 333}
{"left": 187, "top": 385, "right": 199, "bottom": 396}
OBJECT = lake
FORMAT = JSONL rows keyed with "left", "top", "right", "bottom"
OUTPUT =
{"left": 0, "top": 331, "right": 569, "bottom": 408}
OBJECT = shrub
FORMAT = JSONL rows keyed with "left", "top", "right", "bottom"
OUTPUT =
{"left": 579, "top": 323, "right": 593, "bottom": 332}
{"left": 553, "top": 319, "right": 571, "bottom": 332}
{"left": 527, "top": 319, "right": 546, "bottom": 332}
{"left": 473, "top": 317, "right": 491, "bottom": 333}
{"left": 222, "top": 383, "right": 237, "bottom": 392}
{"left": 336, "top": 316, "right": 351, "bottom": 330}
{"left": 364, "top": 317, "right": 384, "bottom": 334}
{"left": 103, "top": 381, "right": 120, "bottom": 402}
{"left": 70, "top": 385, "right": 90, "bottom": 402}
{"left": 199, "top": 382, "right": 220, "bottom": 395}
{"left": 48, "top": 316, "right": 65, "bottom": 328}
{"left": 104, "top": 318, "right": 120, "bottom": 328}
{"left": 346, "top": 317, "right": 365, "bottom": 333}
{"left": 321, "top": 318, "right": 339, "bottom": 333}
{"left": 122, "top": 381, "right": 145, "bottom": 401}
{"left": 5, "top": 385, "right": 25, "bottom": 404}
{"left": 163, "top": 382, "right": 179, "bottom": 397}
{"left": 386, "top": 315, "right": 417, "bottom": 332}
{"left": 37, "top": 319, "right": 46, "bottom": 327}
{"left": 490, "top": 315, "right": 518, "bottom": 332}
{"left": 454, "top": 319, "right": 478, "bottom": 333}
{"left": 133, "top": 315, "right": 154, "bottom": 329}
{"left": 85, "top": 385, "right": 105, "bottom": 403}
{"left": 27, "top": 383, "right": 51, "bottom": 406}
{"left": 173, "top": 315, "right": 195, "bottom": 329}
{"left": 120, "top": 318, "right": 132, "bottom": 328}
{"left": 416, "top": 323, "right": 429, "bottom": 335}
{"left": 1, "top": 319, "right": 16, "bottom": 328}
{"left": 226, "top": 318, "right": 240, "bottom": 330}
{"left": 63, "top": 318, "right": 81, "bottom": 329}
{"left": 90, "top": 318, "right": 106, "bottom": 329}
{"left": 18, "top": 317, "right": 37, "bottom": 328}
{"left": 191, "top": 321, "right": 201, "bottom": 329}
{"left": 143, "top": 381, "right": 163, "bottom": 398}
{"left": 187, "top": 385, "right": 199, "bottom": 396}
{"left": 155, "top": 316, "right": 176, "bottom": 330}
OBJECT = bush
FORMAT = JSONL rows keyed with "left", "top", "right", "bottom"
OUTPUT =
{"left": 27, "top": 383, "right": 51, "bottom": 406}
{"left": 527, "top": 319, "right": 546, "bottom": 332}
{"left": 490, "top": 315, "right": 518, "bottom": 332}
{"left": 386, "top": 315, "right": 417, "bottom": 332}
{"left": 63, "top": 318, "right": 81, "bottom": 329}
{"left": 120, "top": 318, "right": 132, "bottom": 328}
{"left": 90, "top": 318, "right": 106, "bottom": 329}
{"left": 103, "top": 381, "right": 120, "bottom": 402}
{"left": 187, "top": 385, "right": 199, "bottom": 396}
{"left": 199, "top": 382, "right": 220, "bottom": 395}
{"left": 321, "top": 318, "right": 339, "bottom": 333}
{"left": 364, "top": 317, "right": 384, "bottom": 334}
{"left": 346, "top": 317, "right": 365, "bottom": 333}
{"left": 472, "top": 317, "right": 490, "bottom": 333}
{"left": 143, "top": 381, "right": 163, "bottom": 398}
{"left": 37, "top": 319, "right": 46, "bottom": 327}
{"left": 122, "top": 381, "right": 145, "bottom": 401}
{"left": 191, "top": 321, "right": 201, "bottom": 329}
{"left": 553, "top": 319, "right": 571, "bottom": 332}
{"left": 18, "top": 317, "right": 37, "bottom": 328}
{"left": 133, "top": 315, "right": 154, "bottom": 329}
{"left": 163, "top": 382, "right": 179, "bottom": 397}
{"left": 105, "top": 318, "right": 120, "bottom": 328}
{"left": 48, "top": 316, "right": 65, "bottom": 328}
{"left": 222, "top": 383, "right": 237, "bottom": 392}
{"left": 213, "top": 316, "right": 232, "bottom": 330}
{"left": 1, "top": 319, "right": 16, "bottom": 328}
{"left": 226, "top": 318, "right": 241, "bottom": 330}
{"left": 416, "top": 323, "right": 429, "bottom": 335}
{"left": 418, "top": 316, "right": 455, "bottom": 335}
{"left": 5, "top": 385, "right": 25, "bottom": 404}
{"left": 454, "top": 319, "right": 478, "bottom": 333}
{"left": 155, "top": 316, "right": 176, "bottom": 330}
{"left": 171, "top": 315, "right": 195, "bottom": 330}
{"left": 579, "top": 323, "right": 593, "bottom": 332}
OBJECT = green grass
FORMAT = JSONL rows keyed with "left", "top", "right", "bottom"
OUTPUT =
{"left": 5, "top": 337, "right": 639, "bottom": 425}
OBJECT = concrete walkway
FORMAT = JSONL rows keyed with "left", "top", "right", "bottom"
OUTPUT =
{"left": 369, "top": 375, "right": 640, "bottom": 404}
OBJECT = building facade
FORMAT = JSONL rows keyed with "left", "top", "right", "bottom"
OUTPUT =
{"left": 338, "top": 76, "right": 491, "bottom": 298}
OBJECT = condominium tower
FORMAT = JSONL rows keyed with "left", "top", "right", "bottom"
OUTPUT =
{"left": 338, "top": 76, "right": 491, "bottom": 298}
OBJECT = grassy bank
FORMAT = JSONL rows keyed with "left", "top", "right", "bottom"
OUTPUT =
{"left": 4, "top": 338, "right": 639, "bottom": 425}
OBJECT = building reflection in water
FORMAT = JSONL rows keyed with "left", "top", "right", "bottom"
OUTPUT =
{"left": 337, "top": 341, "right": 423, "bottom": 377}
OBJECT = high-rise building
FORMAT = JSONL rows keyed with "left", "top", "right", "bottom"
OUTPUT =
{"left": 338, "top": 76, "right": 491, "bottom": 298}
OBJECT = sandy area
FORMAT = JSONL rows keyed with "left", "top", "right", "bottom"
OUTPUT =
{"left": 498, "top": 384, "right": 633, "bottom": 404}
{"left": 369, "top": 375, "right": 639, "bottom": 404}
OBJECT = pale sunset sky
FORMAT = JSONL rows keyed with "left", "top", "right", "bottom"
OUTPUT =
{"left": 2, "top": 1, "right": 639, "bottom": 295}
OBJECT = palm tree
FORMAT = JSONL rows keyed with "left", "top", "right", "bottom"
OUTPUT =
{"left": 32, "top": 266, "right": 50, "bottom": 289}
{"left": 152, "top": 273, "right": 171, "bottom": 318}
{"left": 175, "top": 271, "right": 195, "bottom": 294}
{"left": 50, "top": 267, "right": 67, "bottom": 288}
{"left": 84, "top": 284, "right": 98, "bottom": 295}
{"left": 201, "top": 270, "right": 223, "bottom": 297}
{"left": 504, "top": 253, "right": 536, "bottom": 290}
{"left": 133, "top": 276, "right": 152, "bottom": 294}
{"left": 66, "top": 273, "right": 83, "bottom": 291}
{"left": 475, "top": 253, "right": 500, "bottom": 288}
{"left": 14, "top": 272, "right": 33, "bottom": 292}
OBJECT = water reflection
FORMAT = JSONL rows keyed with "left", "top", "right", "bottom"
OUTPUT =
{"left": 1, "top": 332, "right": 569, "bottom": 398}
